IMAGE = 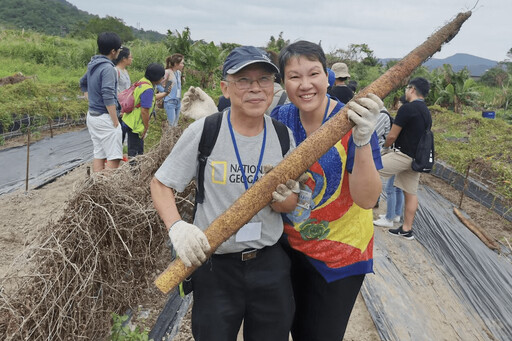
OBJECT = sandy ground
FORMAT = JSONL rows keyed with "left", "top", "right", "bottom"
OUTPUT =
{"left": 0, "top": 149, "right": 510, "bottom": 340}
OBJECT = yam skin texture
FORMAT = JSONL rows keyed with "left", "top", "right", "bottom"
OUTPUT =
{"left": 155, "top": 11, "right": 472, "bottom": 294}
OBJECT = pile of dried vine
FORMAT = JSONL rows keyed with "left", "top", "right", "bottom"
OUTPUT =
{"left": 0, "top": 126, "right": 194, "bottom": 340}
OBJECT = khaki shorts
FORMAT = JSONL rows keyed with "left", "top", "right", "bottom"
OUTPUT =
{"left": 379, "top": 150, "right": 421, "bottom": 194}
{"left": 86, "top": 112, "right": 123, "bottom": 160}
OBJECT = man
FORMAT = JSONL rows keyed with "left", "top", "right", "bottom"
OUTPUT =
{"left": 327, "top": 62, "right": 354, "bottom": 104}
{"left": 79, "top": 32, "right": 123, "bottom": 172}
{"left": 121, "top": 63, "right": 168, "bottom": 157}
{"left": 150, "top": 46, "right": 299, "bottom": 341}
{"left": 379, "top": 77, "right": 432, "bottom": 240}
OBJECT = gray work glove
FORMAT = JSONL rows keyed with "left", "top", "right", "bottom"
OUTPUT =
{"left": 168, "top": 220, "right": 211, "bottom": 267}
{"left": 347, "top": 93, "right": 383, "bottom": 147}
{"left": 262, "top": 164, "right": 307, "bottom": 202}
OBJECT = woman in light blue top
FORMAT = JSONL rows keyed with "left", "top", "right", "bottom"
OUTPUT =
{"left": 157, "top": 53, "right": 184, "bottom": 126}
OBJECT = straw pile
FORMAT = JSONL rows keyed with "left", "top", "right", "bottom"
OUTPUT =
{"left": 0, "top": 125, "right": 193, "bottom": 340}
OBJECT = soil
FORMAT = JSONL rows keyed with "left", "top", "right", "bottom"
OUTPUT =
{"left": 0, "top": 128, "right": 510, "bottom": 340}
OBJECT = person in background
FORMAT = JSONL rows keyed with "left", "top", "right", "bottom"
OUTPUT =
{"left": 271, "top": 40, "right": 382, "bottom": 341}
{"left": 121, "top": 63, "right": 168, "bottom": 157}
{"left": 217, "top": 94, "right": 231, "bottom": 112}
{"left": 327, "top": 62, "right": 354, "bottom": 104}
{"left": 327, "top": 67, "right": 335, "bottom": 91}
{"left": 79, "top": 32, "right": 123, "bottom": 173}
{"left": 348, "top": 79, "right": 358, "bottom": 93}
{"left": 114, "top": 47, "right": 132, "bottom": 93}
{"left": 265, "top": 49, "right": 289, "bottom": 115}
{"left": 151, "top": 46, "right": 298, "bottom": 340}
{"left": 373, "top": 98, "right": 405, "bottom": 227}
{"left": 157, "top": 53, "right": 185, "bottom": 126}
{"left": 380, "top": 78, "right": 432, "bottom": 240}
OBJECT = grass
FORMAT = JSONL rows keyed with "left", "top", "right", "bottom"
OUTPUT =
{"left": 430, "top": 105, "right": 512, "bottom": 201}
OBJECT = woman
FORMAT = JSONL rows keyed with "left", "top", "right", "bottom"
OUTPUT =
{"left": 157, "top": 53, "right": 185, "bottom": 126}
{"left": 271, "top": 40, "right": 382, "bottom": 341}
{"left": 114, "top": 47, "right": 132, "bottom": 93}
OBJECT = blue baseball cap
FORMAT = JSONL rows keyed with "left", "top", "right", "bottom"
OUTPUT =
{"left": 223, "top": 46, "right": 279, "bottom": 78}
{"left": 327, "top": 68, "right": 335, "bottom": 87}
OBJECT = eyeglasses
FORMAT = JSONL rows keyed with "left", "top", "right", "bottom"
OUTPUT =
{"left": 226, "top": 75, "right": 275, "bottom": 90}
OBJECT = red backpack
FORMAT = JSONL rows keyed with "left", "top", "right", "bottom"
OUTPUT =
{"left": 118, "top": 81, "right": 150, "bottom": 113}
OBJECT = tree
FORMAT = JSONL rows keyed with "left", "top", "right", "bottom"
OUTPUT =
{"left": 332, "top": 43, "right": 378, "bottom": 66}
{"left": 266, "top": 32, "right": 289, "bottom": 53}
{"left": 433, "top": 65, "right": 478, "bottom": 113}
{"left": 189, "top": 41, "right": 224, "bottom": 88}
{"left": 72, "top": 16, "right": 135, "bottom": 42}
{"left": 165, "top": 27, "right": 193, "bottom": 58}
{"left": 480, "top": 66, "right": 509, "bottom": 87}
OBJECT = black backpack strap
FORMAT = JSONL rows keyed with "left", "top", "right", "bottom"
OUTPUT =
{"left": 271, "top": 118, "right": 290, "bottom": 157}
{"left": 277, "top": 91, "right": 288, "bottom": 106}
{"left": 196, "top": 112, "right": 223, "bottom": 204}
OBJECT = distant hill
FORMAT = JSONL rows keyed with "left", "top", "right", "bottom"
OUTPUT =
{"left": 380, "top": 53, "right": 498, "bottom": 77}
{"left": 0, "top": 0, "right": 165, "bottom": 41}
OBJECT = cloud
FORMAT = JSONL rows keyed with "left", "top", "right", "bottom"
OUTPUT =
{"left": 66, "top": 0, "right": 510, "bottom": 61}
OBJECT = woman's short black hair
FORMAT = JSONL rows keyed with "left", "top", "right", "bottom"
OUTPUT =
{"left": 278, "top": 40, "right": 327, "bottom": 81}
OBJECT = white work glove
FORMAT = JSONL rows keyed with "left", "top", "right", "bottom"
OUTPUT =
{"left": 347, "top": 93, "right": 383, "bottom": 147}
{"left": 262, "top": 164, "right": 306, "bottom": 203}
{"left": 168, "top": 220, "right": 211, "bottom": 267}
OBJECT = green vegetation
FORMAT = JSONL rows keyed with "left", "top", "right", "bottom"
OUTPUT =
{"left": 431, "top": 105, "right": 512, "bottom": 200}
{"left": 110, "top": 313, "right": 149, "bottom": 341}
{"left": 0, "top": 0, "right": 165, "bottom": 42}
{"left": 0, "top": 26, "right": 510, "bottom": 202}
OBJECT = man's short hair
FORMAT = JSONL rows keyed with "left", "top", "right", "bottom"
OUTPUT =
{"left": 145, "top": 63, "right": 165, "bottom": 82}
{"left": 97, "top": 32, "right": 122, "bottom": 56}
{"left": 409, "top": 77, "right": 430, "bottom": 97}
{"left": 278, "top": 40, "right": 327, "bottom": 81}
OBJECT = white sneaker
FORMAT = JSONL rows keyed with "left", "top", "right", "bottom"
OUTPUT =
{"left": 379, "top": 214, "right": 400, "bottom": 223}
{"left": 373, "top": 217, "right": 394, "bottom": 228}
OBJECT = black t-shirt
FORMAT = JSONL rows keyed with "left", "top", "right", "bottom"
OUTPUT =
{"left": 394, "top": 100, "right": 432, "bottom": 158}
{"left": 327, "top": 85, "right": 354, "bottom": 104}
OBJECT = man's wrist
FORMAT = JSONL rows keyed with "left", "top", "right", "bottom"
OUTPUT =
{"left": 168, "top": 219, "right": 183, "bottom": 231}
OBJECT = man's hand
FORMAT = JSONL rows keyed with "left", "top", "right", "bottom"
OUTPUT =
{"left": 168, "top": 221, "right": 211, "bottom": 267}
{"left": 347, "top": 93, "right": 382, "bottom": 147}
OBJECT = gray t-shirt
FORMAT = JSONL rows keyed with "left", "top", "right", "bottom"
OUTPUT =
{"left": 116, "top": 67, "right": 131, "bottom": 93}
{"left": 155, "top": 112, "right": 295, "bottom": 254}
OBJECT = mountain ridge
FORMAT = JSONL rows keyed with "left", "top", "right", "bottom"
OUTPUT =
{"left": 380, "top": 53, "right": 498, "bottom": 77}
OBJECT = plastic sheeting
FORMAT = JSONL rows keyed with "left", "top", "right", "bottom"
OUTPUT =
{"left": 0, "top": 129, "right": 93, "bottom": 195}
{"left": 363, "top": 185, "right": 512, "bottom": 341}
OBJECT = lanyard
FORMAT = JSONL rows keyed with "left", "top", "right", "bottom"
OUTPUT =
{"left": 227, "top": 109, "right": 266, "bottom": 190}
{"left": 322, "top": 97, "right": 331, "bottom": 124}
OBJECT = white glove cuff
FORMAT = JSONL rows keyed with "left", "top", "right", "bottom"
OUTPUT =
{"left": 168, "top": 219, "right": 183, "bottom": 239}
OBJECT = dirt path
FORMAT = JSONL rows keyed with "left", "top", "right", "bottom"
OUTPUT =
{"left": 0, "top": 160, "right": 510, "bottom": 340}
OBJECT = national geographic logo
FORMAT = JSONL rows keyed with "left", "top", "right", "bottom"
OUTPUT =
{"left": 211, "top": 161, "right": 263, "bottom": 185}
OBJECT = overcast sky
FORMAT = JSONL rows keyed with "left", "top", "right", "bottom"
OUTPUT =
{"left": 66, "top": 0, "right": 509, "bottom": 62}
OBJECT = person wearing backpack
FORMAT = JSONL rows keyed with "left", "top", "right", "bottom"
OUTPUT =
{"left": 379, "top": 77, "right": 432, "bottom": 240}
{"left": 79, "top": 32, "right": 123, "bottom": 173}
{"left": 121, "top": 63, "right": 168, "bottom": 157}
{"left": 151, "top": 46, "right": 301, "bottom": 340}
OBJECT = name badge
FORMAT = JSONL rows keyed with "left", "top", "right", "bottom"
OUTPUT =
{"left": 235, "top": 222, "right": 262, "bottom": 242}
{"left": 297, "top": 189, "right": 312, "bottom": 210}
